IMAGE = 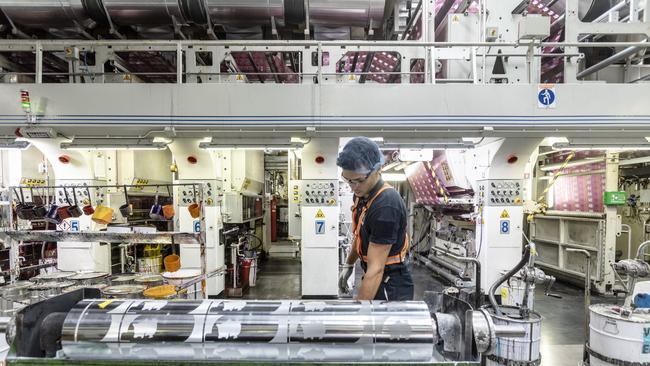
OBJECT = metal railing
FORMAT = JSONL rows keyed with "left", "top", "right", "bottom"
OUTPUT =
{"left": 0, "top": 39, "right": 648, "bottom": 84}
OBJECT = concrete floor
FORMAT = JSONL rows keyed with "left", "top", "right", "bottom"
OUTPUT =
{"left": 244, "top": 256, "right": 621, "bottom": 366}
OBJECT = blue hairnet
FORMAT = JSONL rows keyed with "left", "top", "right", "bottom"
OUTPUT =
{"left": 337, "top": 137, "right": 385, "bottom": 174}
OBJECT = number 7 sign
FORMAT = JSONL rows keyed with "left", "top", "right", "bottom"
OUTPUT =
{"left": 315, "top": 220, "right": 325, "bottom": 235}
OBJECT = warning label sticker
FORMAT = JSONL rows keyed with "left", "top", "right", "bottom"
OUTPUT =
{"left": 315, "top": 209, "right": 325, "bottom": 219}
{"left": 500, "top": 210, "right": 510, "bottom": 219}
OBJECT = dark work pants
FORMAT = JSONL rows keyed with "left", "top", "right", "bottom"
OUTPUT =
{"left": 372, "top": 266, "right": 414, "bottom": 301}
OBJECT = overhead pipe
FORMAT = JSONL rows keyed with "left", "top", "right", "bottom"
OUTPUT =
{"left": 415, "top": 253, "right": 466, "bottom": 288}
{"left": 539, "top": 156, "right": 606, "bottom": 171}
{"left": 577, "top": 39, "right": 648, "bottom": 79}
{"left": 428, "top": 254, "right": 469, "bottom": 278}
{"left": 400, "top": 0, "right": 422, "bottom": 41}
{"left": 488, "top": 246, "right": 531, "bottom": 316}
{"left": 622, "top": 224, "right": 632, "bottom": 259}
{"left": 0, "top": 0, "right": 385, "bottom": 30}
{"left": 434, "top": 0, "right": 456, "bottom": 33}
{"left": 635, "top": 240, "right": 650, "bottom": 260}
{"left": 431, "top": 247, "right": 482, "bottom": 308}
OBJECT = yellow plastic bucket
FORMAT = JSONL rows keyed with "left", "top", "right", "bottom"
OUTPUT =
{"left": 143, "top": 284, "right": 177, "bottom": 299}
{"left": 164, "top": 254, "right": 180, "bottom": 272}
{"left": 91, "top": 205, "right": 114, "bottom": 225}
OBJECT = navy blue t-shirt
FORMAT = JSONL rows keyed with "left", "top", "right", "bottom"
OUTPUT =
{"left": 354, "top": 180, "right": 408, "bottom": 272}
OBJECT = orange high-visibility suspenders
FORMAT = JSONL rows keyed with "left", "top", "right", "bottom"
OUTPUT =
{"left": 351, "top": 183, "right": 410, "bottom": 266}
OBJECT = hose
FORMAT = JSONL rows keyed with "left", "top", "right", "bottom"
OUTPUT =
{"left": 488, "top": 245, "right": 531, "bottom": 316}
{"left": 40, "top": 312, "right": 67, "bottom": 358}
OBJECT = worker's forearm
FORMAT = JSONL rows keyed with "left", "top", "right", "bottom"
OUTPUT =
{"left": 356, "top": 267, "right": 384, "bottom": 300}
{"left": 346, "top": 249, "right": 359, "bottom": 265}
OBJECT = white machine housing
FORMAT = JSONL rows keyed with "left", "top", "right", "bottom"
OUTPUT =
{"left": 222, "top": 191, "right": 263, "bottom": 224}
{"left": 56, "top": 179, "right": 111, "bottom": 273}
{"left": 300, "top": 138, "right": 340, "bottom": 297}
{"left": 301, "top": 180, "right": 340, "bottom": 297}
{"left": 476, "top": 179, "right": 525, "bottom": 292}
{"left": 175, "top": 179, "right": 224, "bottom": 296}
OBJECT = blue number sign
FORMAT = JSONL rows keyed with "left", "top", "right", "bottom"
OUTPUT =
{"left": 315, "top": 220, "right": 325, "bottom": 235}
{"left": 500, "top": 220, "right": 510, "bottom": 235}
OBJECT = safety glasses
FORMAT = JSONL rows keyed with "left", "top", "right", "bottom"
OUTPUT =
{"left": 342, "top": 171, "right": 372, "bottom": 186}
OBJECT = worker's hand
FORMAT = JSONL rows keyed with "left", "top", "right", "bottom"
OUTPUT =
{"left": 338, "top": 264, "right": 354, "bottom": 294}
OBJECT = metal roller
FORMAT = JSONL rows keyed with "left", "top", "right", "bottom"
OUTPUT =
{"left": 61, "top": 299, "right": 436, "bottom": 362}
{"left": 579, "top": 0, "right": 616, "bottom": 22}
{"left": 0, "top": 0, "right": 91, "bottom": 28}
{"left": 100, "top": 0, "right": 187, "bottom": 26}
{"left": 0, "top": 0, "right": 386, "bottom": 30}
{"left": 308, "top": 0, "right": 385, "bottom": 27}
{"left": 205, "top": 0, "right": 285, "bottom": 26}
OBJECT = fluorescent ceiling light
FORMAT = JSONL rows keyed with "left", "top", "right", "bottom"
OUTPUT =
{"left": 60, "top": 138, "right": 168, "bottom": 151}
{"left": 399, "top": 148, "right": 434, "bottom": 162}
{"left": 202, "top": 145, "right": 296, "bottom": 151}
{"left": 382, "top": 138, "right": 475, "bottom": 150}
{"left": 383, "top": 143, "right": 474, "bottom": 150}
{"left": 200, "top": 138, "right": 303, "bottom": 150}
{"left": 552, "top": 138, "right": 650, "bottom": 151}
{"left": 0, "top": 140, "right": 30, "bottom": 150}
{"left": 17, "top": 127, "right": 57, "bottom": 139}
{"left": 60, "top": 143, "right": 168, "bottom": 151}
{"left": 382, "top": 173, "right": 407, "bottom": 182}
{"left": 152, "top": 136, "right": 173, "bottom": 144}
{"left": 552, "top": 143, "right": 650, "bottom": 151}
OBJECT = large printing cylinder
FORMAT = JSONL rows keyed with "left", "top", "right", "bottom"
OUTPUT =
{"left": 0, "top": 0, "right": 386, "bottom": 29}
{"left": 0, "top": 0, "right": 91, "bottom": 28}
{"left": 61, "top": 299, "right": 436, "bottom": 362}
{"left": 205, "top": 0, "right": 285, "bottom": 26}
{"left": 308, "top": 0, "right": 385, "bottom": 27}
{"left": 100, "top": 0, "right": 186, "bottom": 26}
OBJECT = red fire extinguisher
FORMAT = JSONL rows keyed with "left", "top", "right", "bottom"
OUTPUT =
{"left": 271, "top": 196, "right": 277, "bottom": 242}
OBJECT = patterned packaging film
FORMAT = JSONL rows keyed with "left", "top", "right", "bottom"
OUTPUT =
{"left": 406, "top": 162, "right": 441, "bottom": 205}
{"left": 550, "top": 151, "right": 605, "bottom": 213}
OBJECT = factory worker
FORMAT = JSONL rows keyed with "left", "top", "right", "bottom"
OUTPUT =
{"left": 337, "top": 137, "right": 413, "bottom": 301}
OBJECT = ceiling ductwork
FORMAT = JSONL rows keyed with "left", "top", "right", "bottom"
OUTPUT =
{"left": 0, "top": 0, "right": 385, "bottom": 35}
{"left": 205, "top": 0, "right": 286, "bottom": 26}
{"left": 0, "top": 0, "right": 92, "bottom": 28}
{"left": 308, "top": 0, "right": 385, "bottom": 27}
{"left": 99, "top": 0, "right": 187, "bottom": 26}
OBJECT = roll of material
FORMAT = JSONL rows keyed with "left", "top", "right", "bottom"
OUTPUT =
{"left": 101, "top": 0, "right": 185, "bottom": 26}
{"left": 0, "top": 0, "right": 91, "bottom": 28}
{"left": 308, "top": 0, "right": 385, "bottom": 27}
{"left": 62, "top": 299, "right": 435, "bottom": 362}
{"left": 206, "top": 0, "right": 285, "bottom": 26}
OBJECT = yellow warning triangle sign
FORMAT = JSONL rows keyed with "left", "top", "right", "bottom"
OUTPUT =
{"left": 315, "top": 209, "right": 325, "bottom": 219}
{"left": 500, "top": 210, "right": 510, "bottom": 219}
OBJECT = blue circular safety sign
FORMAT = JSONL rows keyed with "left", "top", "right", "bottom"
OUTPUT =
{"left": 538, "top": 88, "right": 555, "bottom": 106}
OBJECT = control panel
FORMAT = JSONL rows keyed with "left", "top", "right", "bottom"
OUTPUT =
{"left": 301, "top": 180, "right": 338, "bottom": 206}
{"left": 177, "top": 180, "right": 223, "bottom": 207}
{"left": 477, "top": 179, "right": 523, "bottom": 206}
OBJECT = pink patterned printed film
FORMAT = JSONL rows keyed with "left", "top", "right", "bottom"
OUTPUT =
{"left": 226, "top": 0, "right": 568, "bottom": 83}
{"left": 231, "top": 52, "right": 300, "bottom": 83}
{"left": 549, "top": 151, "right": 606, "bottom": 213}
{"left": 405, "top": 162, "right": 443, "bottom": 205}
{"left": 430, "top": 152, "right": 472, "bottom": 195}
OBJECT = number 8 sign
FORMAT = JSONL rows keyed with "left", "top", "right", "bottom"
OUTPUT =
{"left": 500, "top": 220, "right": 510, "bottom": 235}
